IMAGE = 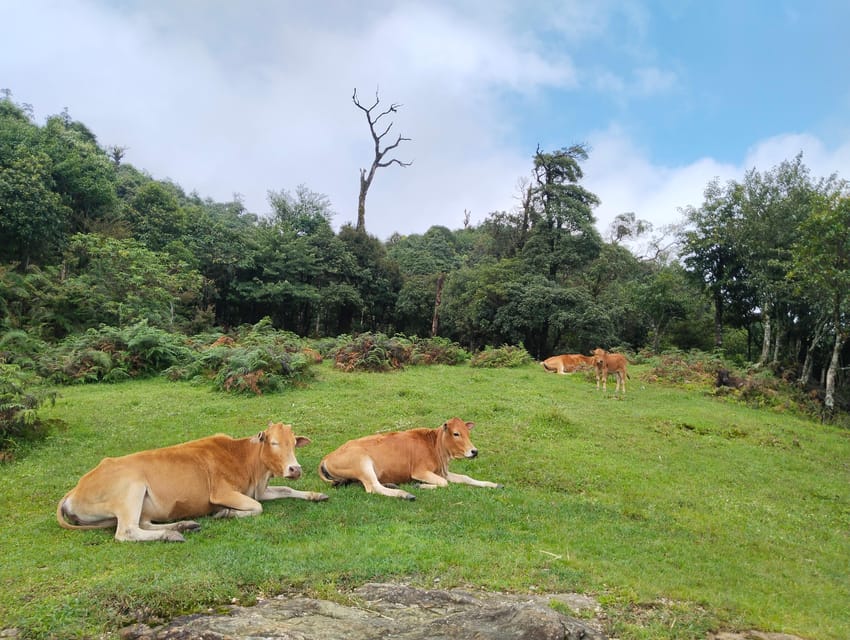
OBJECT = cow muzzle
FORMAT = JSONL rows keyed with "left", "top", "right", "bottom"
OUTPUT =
{"left": 285, "top": 464, "right": 303, "bottom": 479}
{"left": 466, "top": 448, "right": 479, "bottom": 459}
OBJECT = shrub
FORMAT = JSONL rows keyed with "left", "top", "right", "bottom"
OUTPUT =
{"left": 211, "top": 348, "right": 312, "bottom": 395}
{"left": 0, "top": 330, "right": 48, "bottom": 370}
{"left": 469, "top": 345, "right": 532, "bottom": 368}
{"left": 0, "top": 363, "right": 57, "bottom": 455}
{"left": 40, "top": 322, "right": 192, "bottom": 384}
{"left": 163, "top": 319, "right": 316, "bottom": 394}
{"left": 643, "top": 349, "right": 724, "bottom": 388}
{"left": 333, "top": 333, "right": 412, "bottom": 372}
{"left": 409, "top": 336, "right": 470, "bottom": 365}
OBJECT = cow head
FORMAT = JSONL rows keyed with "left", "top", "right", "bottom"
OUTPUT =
{"left": 591, "top": 348, "right": 606, "bottom": 367}
{"left": 440, "top": 417, "right": 479, "bottom": 459}
{"left": 256, "top": 422, "right": 311, "bottom": 479}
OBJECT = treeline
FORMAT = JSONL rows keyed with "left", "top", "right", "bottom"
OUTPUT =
{"left": 1, "top": 93, "right": 848, "bottom": 414}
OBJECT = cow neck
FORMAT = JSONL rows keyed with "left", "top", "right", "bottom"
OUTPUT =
{"left": 242, "top": 436, "right": 271, "bottom": 495}
{"left": 429, "top": 428, "right": 451, "bottom": 477}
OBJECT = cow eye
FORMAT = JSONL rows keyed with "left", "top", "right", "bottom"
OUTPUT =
{"left": 453, "top": 432, "right": 460, "bottom": 437}
{"left": 270, "top": 441, "right": 279, "bottom": 447}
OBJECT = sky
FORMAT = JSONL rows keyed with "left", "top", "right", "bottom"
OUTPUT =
{"left": 2, "top": 0, "right": 850, "bottom": 244}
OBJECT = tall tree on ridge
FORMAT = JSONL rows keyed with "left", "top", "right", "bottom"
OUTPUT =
{"left": 352, "top": 88, "right": 411, "bottom": 233}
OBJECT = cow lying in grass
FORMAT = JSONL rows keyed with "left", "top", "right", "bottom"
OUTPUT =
{"left": 57, "top": 422, "right": 327, "bottom": 542}
{"left": 318, "top": 417, "right": 501, "bottom": 500}
{"left": 541, "top": 353, "right": 595, "bottom": 374}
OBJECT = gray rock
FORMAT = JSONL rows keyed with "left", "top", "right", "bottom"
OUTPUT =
{"left": 124, "top": 583, "right": 606, "bottom": 640}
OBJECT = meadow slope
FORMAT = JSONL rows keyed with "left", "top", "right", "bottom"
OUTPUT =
{"left": 0, "top": 362, "right": 848, "bottom": 639}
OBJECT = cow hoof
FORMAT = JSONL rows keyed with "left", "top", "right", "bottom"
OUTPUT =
{"left": 402, "top": 493, "right": 416, "bottom": 501}
{"left": 163, "top": 532, "right": 186, "bottom": 542}
{"left": 313, "top": 493, "right": 330, "bottom": 501}
{"left": 177, "top": 521, "right": 201, "bottom": 532}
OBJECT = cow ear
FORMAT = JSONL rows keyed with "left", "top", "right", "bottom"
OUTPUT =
{"left": 295, "top": 436, "right": 311, "bottom": 448}
{"left": 465, "top": 421, "right": 475, "bottom": 430}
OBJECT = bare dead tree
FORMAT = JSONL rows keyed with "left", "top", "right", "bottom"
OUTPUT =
{"left": 352, "top": 88, "right": 412, "bottom": 232}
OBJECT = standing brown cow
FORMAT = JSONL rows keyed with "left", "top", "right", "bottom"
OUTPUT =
{"left": 592, "top": 348, "right": 629, "bottom": 394}
{"left": 318, "top": 417, "right": 501, "bottom": 500}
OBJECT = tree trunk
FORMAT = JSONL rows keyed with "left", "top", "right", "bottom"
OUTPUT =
{"left": 771, "top": 322, "right": 781, "bottom": 366}
{"left": 798, "top": 319, "right": 827, "bottom": 385}
{"left": 357, "top": 169, "right": 370, "bottom": 232}
{"left": 758, "top": 302, "right": 772, "bottom": 366}
{"left": 823, "top": 328, "right": 846, "bottom": 420}
{"left": 430, "top": 273, "right": 445, "bottom": 337}
{"left": 713, "top": 290, "right": 723, "bottom": 348}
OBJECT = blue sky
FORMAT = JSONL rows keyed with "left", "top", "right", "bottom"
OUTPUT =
{"left": 2, "top": 1, "right": 849, "bottom": 247}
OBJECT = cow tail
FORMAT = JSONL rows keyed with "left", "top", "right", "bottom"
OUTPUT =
{"left": 56, "top": 491, "right": 113, "bottom": 531}
{"left": 318, "top": 461, "right": 344, "bottom": 486}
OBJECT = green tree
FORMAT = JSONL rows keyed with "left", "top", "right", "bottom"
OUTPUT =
{"left": 739, "top": 155, "right": 820, "bottom": 366}
{"left": 0, "top": 97, "right": 70, "bottom": 266}
{"left": 789, "top": 193, "right": 850, "bottom": 417}
{"left": 59, "top": 234, "right": 204, "bottom": 332}
{"left": 681, "top": 178, "right": 753, "bottom": 348}
{"left": 40, "top": 113, "right": 118, "bottom": 235}
{"left": 126, "top": 181, "right": 187, "bottom": 251}
{"left": 268, "top": 184, "right": 335, "bottom": 236}
{"left": 337, "top": 224, "right": 401, "bottom": 334}
{"left": 521, "top": 145, "right": 603, "bottom": 279}
{"left": 632, "top": 264, "right": 692, "bottom": 352}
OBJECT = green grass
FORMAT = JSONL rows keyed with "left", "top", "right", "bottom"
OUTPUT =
{"left": 1, "top": 363, "right": 848, "bottom": 639}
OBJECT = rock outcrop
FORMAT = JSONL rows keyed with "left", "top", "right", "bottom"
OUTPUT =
{"left": 121, "top": 582, "right": 606, "bottom": 640}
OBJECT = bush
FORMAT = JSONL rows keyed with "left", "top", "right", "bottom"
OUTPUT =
{"left": 41, "top": 322, "right": 192, "bottom": 384}
{"left": 0, "top": 363, "right": 57, "bottom": 455}
{"left": 212, "top": 348, "right": 313, "bottom": 395}
{"left": 469, "top": 345, "right": 532, "bottom": 368}
{"left": 167, "top": 322, "right": 315, "bottom": 395}
{"left": 643, "top": 349, "right": 724, "bottom": 388}
{"left": 0, "top": 330, "right": 48, "bottom": 370}
{"left": 409, "top": 336, "right": 470, "bottom": 365}
{"left": 333, "top": 333, "right": 412, "bottom": 372}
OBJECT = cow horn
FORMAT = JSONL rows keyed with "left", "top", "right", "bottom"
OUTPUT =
{"left": 257, "top": 431, "right": 265, "bottom": 442}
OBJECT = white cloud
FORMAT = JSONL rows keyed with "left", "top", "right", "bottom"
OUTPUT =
{"left": 743, "top": 133, "right": 850, "bottom": 183}
{"left": 2, "top": 0, "right": 847, "bottom": 247}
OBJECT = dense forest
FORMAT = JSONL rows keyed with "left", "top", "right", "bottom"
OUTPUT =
{"left": 1, "top": 92, "right": 849, "bottom": 417}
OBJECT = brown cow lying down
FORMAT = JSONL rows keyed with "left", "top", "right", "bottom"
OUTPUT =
{"left": 318, "top": 417, "right": 501, "bottom": 500}
{"left": 592, "top": 348, "right": 629, "bottom": 394}
{"left": 541, "top": 353, "right": 595, "bottom": 374}
{"left": 57, "top": 422, "right": 328, "bottom": 542}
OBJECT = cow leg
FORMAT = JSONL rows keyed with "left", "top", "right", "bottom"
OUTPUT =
{"left": 261, "top": 486, "right": 329, "bottom": 502}
{"left": 411, "top": 470, "right": 449, "bottom": 489}
{"left": 140, "top": 520, "right": 201, "bottom": 533}
{"left": 115, "top": 484, "right": 186, "bottom": 542}
{"left": 445, "top": 471, "right": 502, "bottom": 489}
{"left": 359, "top": 460, "right": 416, "bottom": 500}
{"left": 209, "top": 488, "right": 264, "bottom": 518}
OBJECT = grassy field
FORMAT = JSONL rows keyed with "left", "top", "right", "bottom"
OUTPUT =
{"left": 1, "top": 362, "right": 848, "bottom": 639}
